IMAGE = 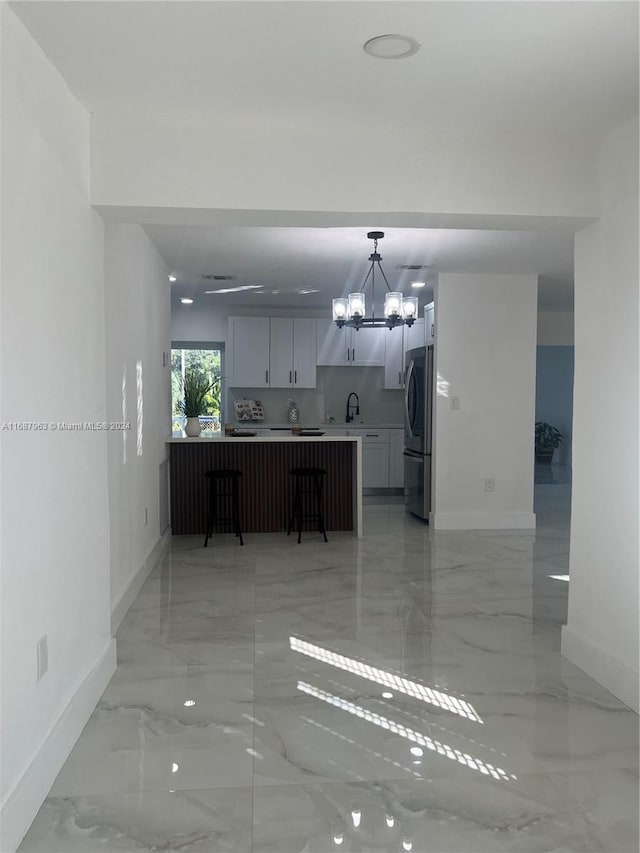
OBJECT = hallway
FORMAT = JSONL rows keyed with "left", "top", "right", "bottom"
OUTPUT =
{"left": 19, "top": 495, "right": 639, "bottom": 852}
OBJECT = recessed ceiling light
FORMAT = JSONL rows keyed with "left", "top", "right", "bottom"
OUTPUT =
{"left": 411, "top": 281, "right": 426, "bottom": 288}
{"left": 183, "top": 699, "right": 196, "bottom": 707}
{"left": 297, "top": 289, "right": 320, "bottom": 295}
{"left": 363, "top": 34, "right": 420, "bottom": 60}
{"left": 168, "top": 275, "right": 177, "bottom": 282}
{"left": 180, "top": 298, "right": 194, "bottom": 305}
{"left": 205, "top": 285, "right": 263, "bottom": 294}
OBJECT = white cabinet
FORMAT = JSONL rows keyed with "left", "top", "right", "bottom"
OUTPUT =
{"left": 384, "top": 327, "right": 405, "bottom": 389}
{"left": 425, "top": 302, "right": 435, "bottom": 345}
{"left": 269, "top": 318, "right": 316, "bottom": 388}
{"left": 316, "top": 320, "right": 347, "bottom": 366}
{"left": 403, "top": 317, "right": 425, "bottom": 355}
{"left": 229, "top": 317, "right": 271, "bottom": 387}
{"left": 389, "top": 429, "right": 405, "bottom": 488}
{"left": 351, "top": 328, "right": 386, "bottom": 366}
{"left": 347, "top": 428, "right": 390, "bottom": 488}
{"left": 362, "top": 444, "right": 390, "bottom": 488}
{"left": 229, "top": 317, "right": 317, "bottom": 388}
{"left": 316, "top": 320, "right": 385, "bottom": 367}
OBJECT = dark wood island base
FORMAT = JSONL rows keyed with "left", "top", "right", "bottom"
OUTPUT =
{"left": 168, "top": 437, "right": 361, "bottom": 535}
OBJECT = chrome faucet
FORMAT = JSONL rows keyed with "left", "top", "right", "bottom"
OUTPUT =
{"left": 346, "top": 392, "right": 360, "bottom": 423}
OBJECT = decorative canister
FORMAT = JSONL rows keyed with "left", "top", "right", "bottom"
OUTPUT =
{"left": 287, "top": 399, "right": 300, "bottom": 424}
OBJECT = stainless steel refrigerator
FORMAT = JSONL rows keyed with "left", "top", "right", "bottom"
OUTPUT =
{"left": 403, "top": 345, "right": 434, "bottom": 520}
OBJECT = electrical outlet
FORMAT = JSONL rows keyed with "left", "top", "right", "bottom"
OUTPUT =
{"left": 450, "top": 396, "right": 460, "bottom": 410}
{"left": 484, "top": 478, "right": 496, "bottom": 493}
{"left": 37, "top": 635, "right": 48, "bottom": 680}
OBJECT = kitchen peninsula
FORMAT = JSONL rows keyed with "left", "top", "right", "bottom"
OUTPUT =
{"left": 168, "top": 434, "right": 362, "bottom": 536}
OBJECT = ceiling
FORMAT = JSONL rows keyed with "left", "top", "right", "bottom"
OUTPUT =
{"left": 11, "top": 1, "right": 638, "bottom": 314}
{"left": 146, "top": 224, "right": 575, "bottom": 311}
{"left": 11, "top": 1, "right": 638, "bottom": 135}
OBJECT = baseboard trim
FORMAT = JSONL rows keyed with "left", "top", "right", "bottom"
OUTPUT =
{"left": 0, "top": 640, "right": 117, "bottom": 853}
{"left": 561, "top": 625, "right": 639, "bottom": 713}
{"left": 111, "top": 528, "right": 172, "bottom": 634}
{"left": 429, "top": 511, "right": 536, "bottom": 530}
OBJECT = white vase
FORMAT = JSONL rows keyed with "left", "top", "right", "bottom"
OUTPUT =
{"left": 185, "top": 417, "right": 202, "bottom": 437}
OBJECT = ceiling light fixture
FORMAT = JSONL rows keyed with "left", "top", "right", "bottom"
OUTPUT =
{"left": 204, "top": 285, "right": 263, "bottom": 294}
{"left": 411, "top": 281, "right": 426, "bottom": 289}
{"left": 180, "top": 298, "right": 194, "bottom": 304}
{"left": 332, "top": 232, "right": 418, "bottom": 330}
{"left": 168, "top": 275, "right": 177, "bottom": 282}
{"left": 363, "top": 34, "right": 420, "bottom": 60}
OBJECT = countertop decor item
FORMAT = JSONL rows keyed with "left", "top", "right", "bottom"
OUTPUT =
{"left": 331, "top": 231, "right": 419, "bottom": 330}
{"left": 178, "top": 371, "right": 218, "bottom": 437}
{"left": 234, "top": 399, "right": 265, "bottom": 421}
{"left": 535, "top": 421, "right": 563, "bottom": 463}
{"left": 287, "top": 399, "right": 300, "bottom": 424}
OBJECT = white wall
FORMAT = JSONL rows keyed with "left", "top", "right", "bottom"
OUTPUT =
{"left": 562, "top": 116, "right": 639, "bottom": 711}
{"left": 537, "top": 311, "right": 574, "bottom": 345}
{"left": 431, "top": 274, "right": 538, "bottom": 529}
{"left": 105, "top": 225, "right": 171, "bottom": 626}
{"left": 0, "top": 8, "right": 114, "bottom": 849}
{"left": 92, "top": 115, "right": 599, "bottom": 221}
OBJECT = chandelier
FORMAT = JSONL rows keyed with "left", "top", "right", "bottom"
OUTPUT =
{"left": 332, "top": 231, "right": 418, "bottom": 330}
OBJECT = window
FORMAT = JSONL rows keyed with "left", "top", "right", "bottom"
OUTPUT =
{"left": 171, "top": 343, "right": 224, "bottom": 435}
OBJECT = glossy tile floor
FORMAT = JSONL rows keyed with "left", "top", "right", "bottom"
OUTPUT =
{"left": 20, "top": 487, "right": 639, "bottom": 852}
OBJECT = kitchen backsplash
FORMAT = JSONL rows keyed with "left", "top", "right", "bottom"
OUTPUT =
{"left": 227, "top": 366, "right": 403, "bottom": 425}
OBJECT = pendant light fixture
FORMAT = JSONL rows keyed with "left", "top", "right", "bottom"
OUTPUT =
{"left": 332, "top": 232, "right": 418, "bottom": 330}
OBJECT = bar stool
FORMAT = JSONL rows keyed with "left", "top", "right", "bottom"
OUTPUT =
{"left": 287, "top": 467, "right": 328, "bottom": 544}
{"left": 203, "top": 469, "right": 244, "bottom": 547}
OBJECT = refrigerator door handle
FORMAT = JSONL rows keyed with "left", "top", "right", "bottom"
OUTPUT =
{"left": 404, "top": 360, "right": 415, "bottom": 437}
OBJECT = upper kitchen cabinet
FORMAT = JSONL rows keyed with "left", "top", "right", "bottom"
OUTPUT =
{"left": 269, "top": 318, "right": 317, "bottom": 388}
{"left": 228, "top": 317, "right": 271, "bottom": 387}
{"left": 403, "top": 316, "right": 425, "bottom": 354}
{"left": 316, "top": 320, "right": 385, "bottom": 367}
{"left": 229, "top": 317, "right": 317, "bottom": 388}
{"left": 384, "top": 326, "right": 404, "bottom": 389}
{"left": 425, "top": 302, "right": 435, "bottom": 345}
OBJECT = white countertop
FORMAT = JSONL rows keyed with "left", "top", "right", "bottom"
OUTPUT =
{"left": 167, "top": 434, "right": 360, "bottom": 443}
{"left": 232, "top": 422, "right": 403, "bottom": 429}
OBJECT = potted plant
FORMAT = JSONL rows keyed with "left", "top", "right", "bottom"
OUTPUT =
{"left": 178, "top": 372, "right": 218, "bottom": 437}
{"left": 535, "top": 421, "right": 563, "bottom": 463}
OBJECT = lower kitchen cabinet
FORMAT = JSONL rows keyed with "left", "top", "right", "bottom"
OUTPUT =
{"left": 361, "top": 443, "right": 390, "bottom": 488}
{"left": 389, "top": 429, "right": 404, "bottom": 488}
{"left": 346, "top": 428, "right": 389, "bottom": 489}
{"left": 324, "top": 426, "right": 404, "bottom": 489}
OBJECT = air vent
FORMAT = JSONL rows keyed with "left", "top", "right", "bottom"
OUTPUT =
{"left": 397, "top": 264, "right": 430, "bottom": 271}
{"left": 201, "top": 274, "right": 237, "bottom": 281}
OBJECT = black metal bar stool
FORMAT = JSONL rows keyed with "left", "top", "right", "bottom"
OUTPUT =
{"left": 203, "top": 469, "right": 244, "bottom": 547}
{"left": 287, "top": 467, "right": 328, "bottom": 544}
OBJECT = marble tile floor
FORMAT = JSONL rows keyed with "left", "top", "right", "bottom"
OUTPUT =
{"left": 19, "top": 490, "right": 639, "bottom": 852}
